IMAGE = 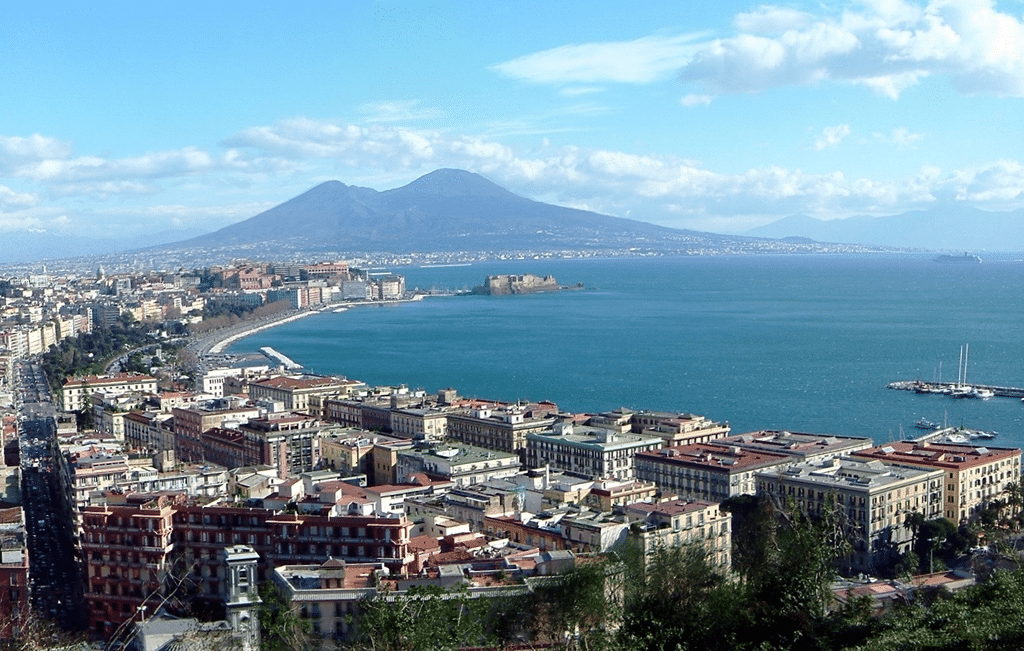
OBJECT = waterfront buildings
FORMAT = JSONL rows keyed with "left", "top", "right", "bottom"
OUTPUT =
{"left": 851, "top": 441, "right": 1022, "bottom": 522}
{"left": 525, "top": 420, "right": 663, "bottom": 481}
{"left": 635, "top": 442, "right": 794, "bottom": 501}
{"left": 723, "top": 430, "right": 874, "bottom": 462}
{"left": 247, "top": 375, "right": 365, "bottom": 415}
{"left": 446, "top": 403, "right": 558, "bottom": 458}
{"left": 628, "top": 410, "right": 732, "bottom": 446}
{"left": 755, "top": 457, "right": 944, "bottom": 573}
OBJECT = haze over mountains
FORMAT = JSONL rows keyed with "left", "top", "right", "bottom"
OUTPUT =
{"left": 746, "top": 207, "right": 1024, "bottom": 252}
{"left": 4, "top": 168, "right": 1017, "bottom": 267}
{"left": 167, "top": 168, "right": 758, "bottom": 257}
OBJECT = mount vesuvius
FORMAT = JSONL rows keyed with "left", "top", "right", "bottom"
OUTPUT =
{"left": 166, "top": 169, "right": 787, "bottom": 256}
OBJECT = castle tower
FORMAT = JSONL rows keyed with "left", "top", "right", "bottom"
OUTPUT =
{"left": 222, "top": 545, "right": 261, "bottom": 651}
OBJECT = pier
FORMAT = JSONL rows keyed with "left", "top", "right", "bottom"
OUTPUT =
{"left": 260, "top": 346, "right": 303, "bottom": 370}
{"left": 888, "top": 380, "right": 1024, "bottom": 399}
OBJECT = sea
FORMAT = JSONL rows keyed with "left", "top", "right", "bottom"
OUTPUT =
{"left": 226, "top": 253, "right": 1024, "bottom": 448}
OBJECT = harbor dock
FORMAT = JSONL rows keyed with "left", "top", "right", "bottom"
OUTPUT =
{"left": 888, "top": 380, "right": 1024, "bottom": 399}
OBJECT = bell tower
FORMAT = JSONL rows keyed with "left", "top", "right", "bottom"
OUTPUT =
{"left": 222, "top": 545, "right": 261, "bottom": 651}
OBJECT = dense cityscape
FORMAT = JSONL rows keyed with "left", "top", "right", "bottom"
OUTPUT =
{"left": 1, "top": 258, "right": 1023, "bottom": 650}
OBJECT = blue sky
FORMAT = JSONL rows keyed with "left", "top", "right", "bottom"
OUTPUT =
{"left": 2, "top": 0, "right": 1023, "bottom": 240}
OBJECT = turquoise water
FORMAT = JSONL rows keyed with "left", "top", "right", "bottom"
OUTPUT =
{"left": 227, "top": 254, "right": 1024, "bottom": 447}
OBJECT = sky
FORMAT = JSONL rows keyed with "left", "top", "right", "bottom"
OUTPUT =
{"left": 1, "top": 0, "right": 1023, "bottom": 241}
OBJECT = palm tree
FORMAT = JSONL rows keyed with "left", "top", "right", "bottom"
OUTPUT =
{"left": 1004, "top": 481, "right": 1022, "bottom": 524}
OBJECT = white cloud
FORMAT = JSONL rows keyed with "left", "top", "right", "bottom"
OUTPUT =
{"left": 358, "top": 100, "right": 443, "bottom": 123}
{"left": 492, "top": 1, "right": 1024, "bottom": 99}
{"left": 945, "top": 159, "right": 1024, "bottom": 205}
{"left": 680, "top": 0, "right": 1024, "bottom": 98}
{"left": 4, "top": 119, "right": 1024, "bottom": 236}
{"left": 891, "top": 126, "right": 924, "bottom": 146}
{"left": 559, "top": 86, "right": 605, "bottom": 97}
{"left": 0, "top": 184, "right": 38, "bottom": 210}
{"left": 491, "top": 34, "right": 705, "bottom": 84}
{"left": 680, "top": 94, "right": 713, "bottom": 106}
{"left": 815, "top": 124, "right": 852, "bottom": 150}
{"left": 734, "top": 6, "right": 816, "bottom": 35}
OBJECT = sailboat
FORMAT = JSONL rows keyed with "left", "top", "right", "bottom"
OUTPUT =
{"left": 949, "top": 344, "right": 973, "bottom": 398}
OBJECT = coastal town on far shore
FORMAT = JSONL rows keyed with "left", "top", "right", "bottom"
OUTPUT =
{"left": 0, "top": 258, "right": 1022, "bottom": 649}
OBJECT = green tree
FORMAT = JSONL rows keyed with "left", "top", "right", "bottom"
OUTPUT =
{"left": 257, "top": 581, "right": 310, "bottom": 651}
{"left": 351, "top": 584, "right": 499, "bottom": 651}
{"left": 744, "top": 495, "right": 853, "bottom": 650}
{"left": 617, "top": 540, "right": 745, "bottom": 651}
{"left": 532, "top": 558, "right": 621, "bottom": 650}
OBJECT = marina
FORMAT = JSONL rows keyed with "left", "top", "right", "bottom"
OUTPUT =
{"left": 887, "top": 380, "right": 1024, "bottom": 399}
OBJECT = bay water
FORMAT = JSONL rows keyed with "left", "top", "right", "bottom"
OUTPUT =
{"left": 227, "top": 254, "right": 1024, "bottom": 448}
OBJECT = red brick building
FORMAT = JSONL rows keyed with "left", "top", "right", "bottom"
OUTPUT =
{"left": 80, "top": 493, "right": 414, "bottom": 640}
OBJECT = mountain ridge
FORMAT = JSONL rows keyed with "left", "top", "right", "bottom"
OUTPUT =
{"left": 167, "top": 168, "right": 753, "bottom": 255}
{"left": 746, "top": 207, "right": 1024, "bottom": 251}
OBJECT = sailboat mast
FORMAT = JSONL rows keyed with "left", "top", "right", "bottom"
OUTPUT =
{"left": 958, "top": 345, "right": 964, "bottom": 387}
{"left": 964, "top": 343, "right": 969, "bottom": 387}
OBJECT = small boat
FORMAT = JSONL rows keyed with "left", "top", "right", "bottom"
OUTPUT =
{"left": 972, "top": 387, "right": 994, "bottom": 399}
{"left": 915, "top": 418, "right": 938, "bottom": 430}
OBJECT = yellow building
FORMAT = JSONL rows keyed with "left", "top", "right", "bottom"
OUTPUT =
{"left": 852, "top": 441, "right": 1022, "bottom": 522}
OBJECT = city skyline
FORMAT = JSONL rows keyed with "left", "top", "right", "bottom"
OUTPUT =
{"left": 2, "top": 1, "right": 1023, "bottom": 243}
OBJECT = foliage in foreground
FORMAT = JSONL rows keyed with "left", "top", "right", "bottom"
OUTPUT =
{"left": 330, "top": 491, "right": 1024, "bottom": 651}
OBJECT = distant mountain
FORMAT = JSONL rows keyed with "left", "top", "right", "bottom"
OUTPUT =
{"left": 167, "top": 168, "right": 749, "bottom": 255}
{"left": 158, "top": 170, "right": 932, "bottom": 261}
{"left": 746, "top": 207, "right": 1024, "bottom": 251}
{"left": 0, "top": 228, "right": 208, "bottom": 265}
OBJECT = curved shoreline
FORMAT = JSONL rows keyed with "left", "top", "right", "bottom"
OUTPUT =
{"left": 189, "top": 294, "right": 440, "bottom": 367}
{"left": 207, "top": 310, "right": 318, "bottom": 355}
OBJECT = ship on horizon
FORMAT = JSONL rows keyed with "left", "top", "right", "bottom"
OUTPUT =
{"left": 935, "top": 252, "right": 982, "bottom": 263}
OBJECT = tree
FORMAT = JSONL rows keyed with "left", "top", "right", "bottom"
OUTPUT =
{"left": 532, "top": 558, "right": 622, "bottom": 650}
{"left": 351, "top": 584, "right": 501, "bottom": 651}
{"left": 257, "top": 582, "right": 310, "bottom": 651}
{"left": 616, "top": 540, "right": 745, "bottom": 651}
{"left": 744, "top": 494, "right": 853, "bottom": 650}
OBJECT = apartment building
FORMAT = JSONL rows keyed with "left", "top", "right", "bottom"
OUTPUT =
{"left": 755, "top": 457, "right": 944, "bottom": 573}
{"left": 395, "top": 443, "right": 521, "bottom": 488}
{"left": 446, "top": 404, "right": 558, "bottom": 458}
{"left": 723, "top": 430, "right": 874, "bottom": 462}
{"left": 635, "top": 442, "right": 794, "bottom": 501}
{"left": 389, "top": 405, "right": 449, "bottom": 441}
{"left": 236, "top": 413, "right": 326, "bottom": 478}
{"left": 123, "top": 411, "right": 174, "bottom": 453}
{"left": 80, "top": 494, "right": 416, "bottom": 640}
{"left": 247, "top": 375, "right": 364, "bottom": 415}
{"left": 0, "top": 508, "right": 29, "bottom": 639}
{"left": 629, "top": 410, "right": 732, "bottom": 446}
{"left": 851, "top": 441, "right": 1022, "bottom": 522}
{"left": 525, "top": 421, "right": 663, "bottom": 481}
{"left": 172, "top": 404, "right": 262, "bottom": 463}
{"left": 625, "top": 499, "right": 732, "bottom": 568}
{"left": 80, "top": 495, "right": 178, "bottom": 638}
{"left": 61, "top": 372, "right": 158, "bottom": 411}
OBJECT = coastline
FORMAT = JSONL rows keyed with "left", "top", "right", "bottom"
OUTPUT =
{"left": 187, "top": 294, "right": 439, "bottom": 368}
{"left": 208, "top": 310, "right": 318, "bottom": 354}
